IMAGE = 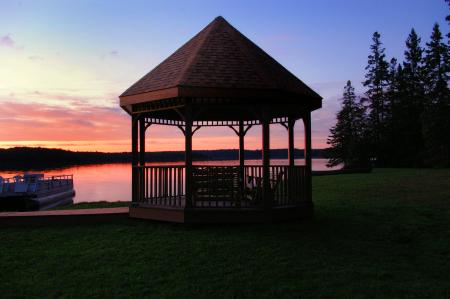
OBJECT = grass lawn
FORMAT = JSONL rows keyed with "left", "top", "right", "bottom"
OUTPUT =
{"left": 1, "top": 169, "right": 449, "bottom": 298}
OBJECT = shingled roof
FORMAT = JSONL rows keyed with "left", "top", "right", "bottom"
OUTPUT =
{"left": 120, "top": 16, "right": 321, "bottom": 108}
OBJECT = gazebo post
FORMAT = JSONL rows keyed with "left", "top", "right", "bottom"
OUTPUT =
{"left": 139, "top": 116, "right": 146, "bottom": 202}
{"left": 262, "top": 109, "right": 271, "bottom": 212}
{"left": 131, "top": 114, "right": 139, "bottom": 203}
{"left": 303, "top": 112, "right": 312, "bottom": 202}
{"left": 185, "top": 101, "right": 193, "bottom": 208}
{"left": 288, "top": 117, "right": 295, "bottom": 167}
{"left": 238, "top": 120, "right": 245, "bottom": 196}
{"left": 139, "top": 116, "right": 146, "bottom": 166}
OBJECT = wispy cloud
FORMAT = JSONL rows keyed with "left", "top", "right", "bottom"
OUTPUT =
{"left": 0, "top": 35, "right": 15, "bottom": 47}
{"left": 0, "top": 34, "right": 24, "bottom": 50}
{"left": 28, "top": 55, "right": 44, "bottom": 61}
{"left": 101, "top": 50, "right": 119, "bottom": 60}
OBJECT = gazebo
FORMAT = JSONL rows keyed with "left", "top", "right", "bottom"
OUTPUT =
{"left": 120, "top": 16, "right": 322, "bottom": 223}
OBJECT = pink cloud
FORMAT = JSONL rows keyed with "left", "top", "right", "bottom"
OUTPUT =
{"left": 0, "top": 101, "right": 129, "bottom": 142}
{"left": 0, "top": 101, "right": 330, "bottom": 152}
{"left": 0, "top": 34, "right": 23, "bottom": 50}
{"left": 0, "top": 34, "right": 15, "bottom": 47}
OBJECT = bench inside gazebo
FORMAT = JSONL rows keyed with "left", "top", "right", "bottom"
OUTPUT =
{"left": 119, "top": 16, "right": 322, "bottom": 223}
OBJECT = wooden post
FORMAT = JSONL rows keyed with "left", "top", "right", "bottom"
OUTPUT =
{"left": 238, "top": 121, "right": 245, "bottom": 200}
{"left": 303, "top": 112, "right": 312, "bottom": 203}
{"left": 288, "top": 117, "right": 295, "bottom": 167}
{"left": 262, "top": 109, "right": 271, "bottom": 211}
{"left": 139, "top": 117, "right": 146, "bottom": 166}
{"left": 131, "top": 114, "right": 139, "bottom": 203}
{"left": 139, "top": 117, "right": 146, "bottom": 202}
{"left": 185, "top": 102, "right": 193, "bottom": 208}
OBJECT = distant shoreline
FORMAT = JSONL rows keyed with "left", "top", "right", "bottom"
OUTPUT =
{"left": 0, "top": 147, "right": 328, "bottom": 171}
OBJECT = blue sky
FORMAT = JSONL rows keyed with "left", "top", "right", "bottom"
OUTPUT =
{"left": 0, "top": 0, "right": 447, "bottom": 151}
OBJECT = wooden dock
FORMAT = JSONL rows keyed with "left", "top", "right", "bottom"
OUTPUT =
{"left": 0, "top": 207, "right": 129, "bottom": 228}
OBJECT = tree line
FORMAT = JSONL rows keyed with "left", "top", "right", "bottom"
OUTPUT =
{"left": 0, "top": 147, "right": 327, "bottom": 170}
{"left": 328, "top": 7, "right": 449, "bottom": 169}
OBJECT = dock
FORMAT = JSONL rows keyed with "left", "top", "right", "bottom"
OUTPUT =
{"left": 0, "top": 207, "right": 129, "bottom": 228}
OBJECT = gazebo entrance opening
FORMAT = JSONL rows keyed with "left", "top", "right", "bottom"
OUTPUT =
{"left": 120, "top": 16, "right": 322, "bottom": 223}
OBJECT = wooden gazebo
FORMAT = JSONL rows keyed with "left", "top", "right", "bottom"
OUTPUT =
{"left": 120, "top": 16, "right": 322, "bottom": 223}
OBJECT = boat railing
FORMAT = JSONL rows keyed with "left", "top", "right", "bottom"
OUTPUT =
{"left": 0, "top": 174, "right": 73, "bottom": 194}
{"left": 37, "top": 175, "right": 74, "bottom": 191}
{"left": 0, "top": 177, "right": 15, "bottom": 194}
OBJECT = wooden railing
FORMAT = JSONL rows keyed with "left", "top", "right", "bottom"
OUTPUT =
{"left": 269, "top": 166, "right": 307, "bottom": 206}
{"left": 244, "top": 166, "right": 307, "bottom": 206}
{"left": 136, "top": 166, "right": 185, "bottom": 207}
{"left": 192, "top": 166, "right": 240, "bottom": 208}
{"left": 135, "top": 165, "right": 308, "bottom": 208}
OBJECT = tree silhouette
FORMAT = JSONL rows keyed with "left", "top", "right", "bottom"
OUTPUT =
{"left": 327, "top": 81, "right": 370, "bottom": 169}
{"left": 422, "top": 23, "right": 450, "bottom": 166}
{"left": 363, "top": 32, "right": 389, "bottom": 165}
{"left": 398, "top": 29, "right": 426, "bottom": 166}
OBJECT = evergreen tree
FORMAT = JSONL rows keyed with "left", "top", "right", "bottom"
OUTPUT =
{"left": 327, "top": 81, "right": 370, "bottom": 169}
{"left": 385, "top": 58, "right": 399, "bottom": 124}
{"left": 423, "top": 24, "right": 449, "bottom": 100}
{"left": 383, "top": 57, "right": 400, "bottom": 165}
{"left": 399, "top": 29, "right": 426, "bottom": 166}
{"left": 422, "top": 23, "right": 450, "bottom": 166}
{"left": 446, "top": 0, "right": 450, "bottom": 40}
{"left": 390, "top": 64, "right": 410, "bottom": 166}
{"left": 363, "top": 32, "right": 389, "bottom": 165}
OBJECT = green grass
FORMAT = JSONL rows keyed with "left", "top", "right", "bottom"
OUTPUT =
{"left": 1, "top": 169, "right": 449, "bottom": 298}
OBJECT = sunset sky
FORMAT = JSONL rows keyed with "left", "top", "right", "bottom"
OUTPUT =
{"left": 0, "top": 0, "right": 447, "bottom": 152}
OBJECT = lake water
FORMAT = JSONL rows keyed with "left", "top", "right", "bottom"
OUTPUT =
{"left": 0, "top": 159, "right": 339, "bottom": 203}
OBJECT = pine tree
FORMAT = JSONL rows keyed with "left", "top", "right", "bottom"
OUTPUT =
{"left": 423, "top": 23, "right": 449, "bottom": 101}
{"left": 446, "top": 0, "right": 450, "bottom": 40}
{"left": 363, "top": 32, "right": 389, "bottom": 165}
{"left": 393, "top": 64, "right": 410, "bottom": 166}
{"left": 422, "top": 23, "right": 450, "bottom": 166}
{"left": 404, "top": 29, "right": 424, "bottom": 89}
{"left": 399, "top": 28, "right": 426, "bottom": 166}
{"left": 383, "top": 57, "right": 399, "bottom": 165}
{"left": 327, "top": 81, "right": 370, "bottom": 169}
{"left": 385, "top": 58, "right": 399, "bottom": 123}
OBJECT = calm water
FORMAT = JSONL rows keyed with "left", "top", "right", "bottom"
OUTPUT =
{"left": 0, "top": 159, "right": 339, "bottom": 203}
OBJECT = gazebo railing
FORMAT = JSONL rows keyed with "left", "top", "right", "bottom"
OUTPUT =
{"left": 137, "top": 166, "right": 185, "bottom": 207}
{"left": 135, "top": 165, "right": 308, "bottom": 208}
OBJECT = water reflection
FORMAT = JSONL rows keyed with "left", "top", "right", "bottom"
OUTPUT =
{"left": 0, "top": 159, "right": 338, "bottom": 203}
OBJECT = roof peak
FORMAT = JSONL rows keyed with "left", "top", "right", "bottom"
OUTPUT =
{"left": 120, "top": 16, "right": 322, "bottom": 104}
